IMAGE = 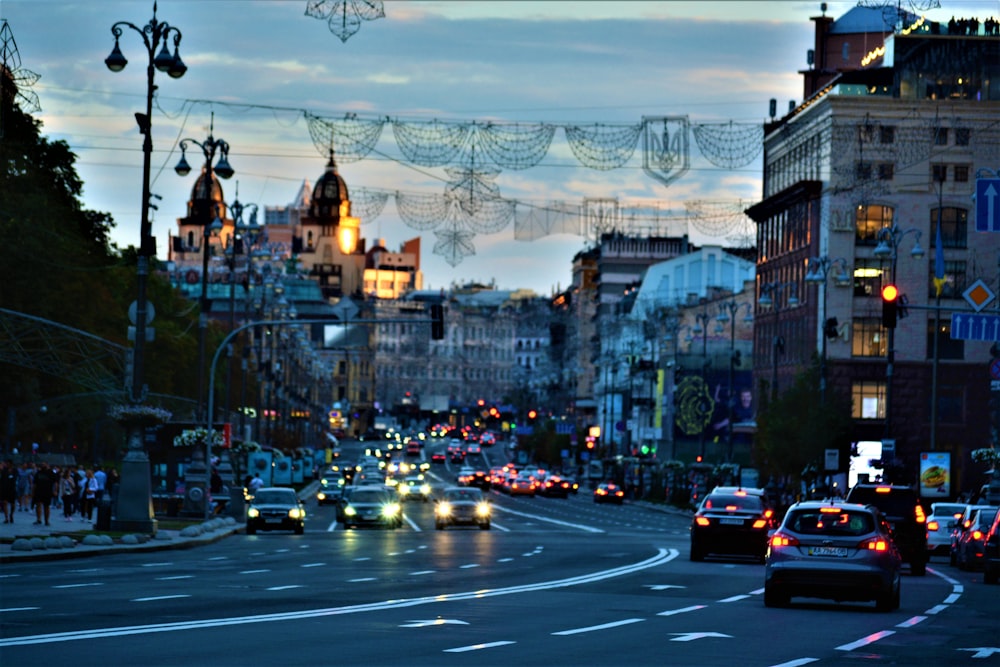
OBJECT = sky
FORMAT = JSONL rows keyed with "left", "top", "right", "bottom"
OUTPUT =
{"left": 3, "top": 0, "right": 998, "bottom": 293}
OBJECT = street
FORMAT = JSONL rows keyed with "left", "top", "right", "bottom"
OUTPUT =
{"left": 1, "top": 449, "right": 997, "bottom": 667}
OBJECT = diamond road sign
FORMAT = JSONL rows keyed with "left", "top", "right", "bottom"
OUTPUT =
{"left": 977, "top": 178, "right": 1000, "bottom": 232}
{"left": 951, "top": 312, "right": 1000, "bottom": 341}
{"left": 963, "top": 279, "right": 995, "bottom": 313}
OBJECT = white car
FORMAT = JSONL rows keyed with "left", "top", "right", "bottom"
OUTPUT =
{"left": 927, "top": 502, "right": 968, "bottom": 556}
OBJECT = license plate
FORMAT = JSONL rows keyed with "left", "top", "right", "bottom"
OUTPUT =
{"left": 720, "top": 518, "right": 744, "bottom": 525}
{"left": 265, "top": 518, "right": 283, "bottom": 524}
{"left": 809, "top": 546, "right": 848, "bottom": 557}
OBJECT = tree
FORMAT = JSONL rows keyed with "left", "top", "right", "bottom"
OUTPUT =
{"left": 754, "top": 356, "right": 854, "bottom": 486}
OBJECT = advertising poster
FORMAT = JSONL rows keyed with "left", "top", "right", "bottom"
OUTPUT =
{"left": 919, "top": 451, "right": 951, "bottom": 499}
{"left": 247, "top": 451, "right": 273, "bottom": 487}
{"left": 273, "top": 456, "right": 293, "bottom": 486}
{"left": 292, "top": 458, "right": 304, "bottom": 484}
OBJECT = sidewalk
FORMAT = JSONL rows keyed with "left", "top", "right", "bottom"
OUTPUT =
{"left": 0, "top": 481, "right": 320, "bottom": 564}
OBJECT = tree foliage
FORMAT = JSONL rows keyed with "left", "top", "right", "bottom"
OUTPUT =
{"left": 754, "top": 356, "right": 855, "bottom": 484}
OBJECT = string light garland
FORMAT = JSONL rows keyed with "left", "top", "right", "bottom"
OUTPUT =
{"left": 304, "top": 0, "right": 385, "bottom": 42}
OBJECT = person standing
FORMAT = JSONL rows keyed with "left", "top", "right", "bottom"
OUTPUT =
{"left": 249, "top": 472, "right": 264, "bottom": 494}
{"left": 80, "top": 469, "right": 98, "bottom": 522}
{"left": 60, "top": 469, "right": 77, "bottom": 521}
{"left": 1, "top": 460, "right": 17, "bottom": 523}
{"left": 93, "top": 465, "right": 107, "bottom": 504}
{"left": 16, "top": 462, "right": 33, "bottom": 513}
{"left": 32, "top": 462, "right": 58, "bottom": 526}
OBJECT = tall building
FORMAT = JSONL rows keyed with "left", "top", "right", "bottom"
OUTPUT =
{"left": 747, "top": 6, "right": 1000, "bottom": 487}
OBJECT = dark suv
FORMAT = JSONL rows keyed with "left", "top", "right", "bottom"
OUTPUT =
{"left": 845, "top": 483, "right": 927, "bottom": 576}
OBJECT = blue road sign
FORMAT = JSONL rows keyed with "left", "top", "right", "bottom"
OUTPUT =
{"left": 555, "top": 422, "right": 574, "bottom": 434}
{"left": 976, "top": 178, "right": 1000, "bottom": 232}
{"left": 951, "top": 312, "right": 1000, "bottom": 341}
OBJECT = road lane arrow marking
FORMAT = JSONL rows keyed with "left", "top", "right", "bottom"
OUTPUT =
{"left": 669, "top": 632, "right": 732, "bottom": 642}
{"left": 646, "top": 584, "right": 685, "bottom": 590}
{"left": 958, "top": 647, "right": 1000, "bottom": 659}
{"left": 400, "top": 619, "right": 470, "bottom": 628}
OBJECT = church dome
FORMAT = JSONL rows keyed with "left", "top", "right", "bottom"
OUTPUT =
{"left": 184, "top": 165, "right": 226, "bottom": 223}
{"left": 309, "top": 151, "right": 350, "bottom": 221}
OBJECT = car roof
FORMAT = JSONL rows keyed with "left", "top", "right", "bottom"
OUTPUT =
{"left": 786, "top": 500, "right": 874, "bottom": 512}
{"left": 710, "top": 486, "right": 765, "bottom": 495}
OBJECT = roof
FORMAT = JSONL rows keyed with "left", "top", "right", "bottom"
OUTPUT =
{"left": 829, "top": 6, "right": 917, "bottom": 35}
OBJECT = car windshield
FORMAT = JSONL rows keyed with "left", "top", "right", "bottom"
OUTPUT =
{"left": 787, "top": 508, "right": 875, "bottom": 536}
{"left": 445, "top": 489, "right": 482, "bottom": 502}
{"left": 703, "top": 494, "right": 763, "bottom": 511}
{"left": 975, "top": 507, "right": 999, "bottom": 527}
{"left": 350, "top": 490, "right": 388, "bottom": 504}
{"left": 254, "top": 490, "right": 296, "bottom": 504}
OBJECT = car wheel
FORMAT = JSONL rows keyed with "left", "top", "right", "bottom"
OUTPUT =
{"left": 950, "top": 549, "right": 957, "bottom": 566}
{"left": 763, "top": 584, "right": 788, "bottom": 608}
{"left": 480, "top": 521, "right": 490, "bottom": 530}
{"left": 910, "top": 558, "right": 926, "bottom": 576}
{"left": 689, "top": 542, "right": 705, "bottom": 562}
{"left": 246, "top": 525, "right": 257, "bottom": 535}
{"left": 875, "top": 580, "right": 899, "bottom": 612}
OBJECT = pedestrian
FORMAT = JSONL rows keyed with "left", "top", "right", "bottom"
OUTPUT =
{"left": 1, "top": 460, "right": 17, "bottom": 523}
{"left": 106, "top": 467, "right": 120, "bottom": 503}
{"left": 93, "top": 465, "right": 107, "bottom": 503}
{"left": 249, "top": 472, "right": 264, "bottom": 494}
{"left": 80, "top": 468, "right": 98, "bottom": 522}
{"left": 16, "top": 462, "right": 34, "bottom": 513}
{"left": 60, "top": 469, "right": 77, "bottom": 521}
{"left": 32, "top": 462, "right": 58, "bottom": 526}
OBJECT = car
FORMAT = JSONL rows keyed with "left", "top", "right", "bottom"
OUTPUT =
{"left": 479, "top": 432, "right": 497, "bottom": 447}
{"left": 764, "top": 500, "right": 901, "bottom": 611}
{"left": 593, "top": 482, "right": 624, "bottom": 505}
{"left": 926, "top": 502, "right": 968, "bottom": 556}
{"left": 457, "top": 469, "right": 490, "bottom": 491}
{"left": 431, "top": 452, "right": 446, "bottom": 464}
{"left": 539, "top": 475, "right": 573, "bottom": 498}
{"left": 405, "top": 441, "right": 422, "bottom": 457}
{"left": 508, "top": 475, "right": 537, "bottom": 497}
{"left": 689, "top": 487, "right": 775, "bottom": 562}
{"left": 340, "top": 487, "right": 403, "bottom": 529}
{"left": 316, "top": 481, "right": 346, "bottom": 506}
{"left": 246, "top": 487, "right": 306, "bottom": 535}
{"left": 465, "top": 442, "right": 482, "bottom": 455}
{"left": 396, "top": 475, "right": 432, "bottom": 502}
{"left": 953, "top": 506, "right": 999, "bottom": 571}
{"left": 435, "top": 486, "right": 491, "bottom": 530}
{"left": 984, "top": 508, "right": 1000, "bottom": 584}
{"left": 845, "top": 483, "right": 927, "bottom": 576}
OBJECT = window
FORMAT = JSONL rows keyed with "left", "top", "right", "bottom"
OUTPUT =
{"left": 877, "top": 163, "right": 894, "bottom": 180}
{"left": 852, "top": 380, "right": 886, "bottom": 419}
{"left": 931, "top": 207, "right": 967, "bottom": 249}
{"left": 853, "top": 258, "right": 884, "bottom": 298}
{"left": 926, "top": 318, "right": 964, "bottom": 360}
{"left": 855, "top": 205, "right": 894, "bottom": 246}
{"left": 856, "top": 161, "right": 873, "bottom": 180}
{"left": 953, "top": 165, "right": 969, "bottom": 182}
{"left": 927, "top": 259, "right": 967, "bottom": 299}
{"left": 880, "top": 126, "right": 895, "bottom": 144}
{"left": 955, "top": 128, "right": 970, "bottom": 146}
{"left": 852, "top": 318, "right": 887, "bottom": 357}
{"left": 932, "top": 127, "right": 949, "bottom": 145}
{"left": 932, "top": 164, "right": 948, "bottom": 183}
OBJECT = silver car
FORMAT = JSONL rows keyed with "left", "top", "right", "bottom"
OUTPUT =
{"left": 926, "top": 502, "right": 967, "bottom": 556}
{"left": 764, "top": 501, "right": 901, "bottom": 612}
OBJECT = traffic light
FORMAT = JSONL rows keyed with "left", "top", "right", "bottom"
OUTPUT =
{"left": 527, "top": 409, "right": 538, "bottom": 421}
{"left": 881, "top": 284, "right": 898, "bottom": 329}
{"left": 430, "top": 303, "right": 444, "bottom": 339}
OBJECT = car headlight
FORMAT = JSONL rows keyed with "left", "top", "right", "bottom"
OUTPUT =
{"left": 399, "top": 485, "right": 411, "bottom": 495}
{"left": 436, "top": 502, "right": 453, "bottom": 517}
{"left": 344, "top": 506, "right": 357, "bottom": 516}
{"left": 289, "top": 507, "right": 305, "bottom": 519}
{"left": 476, "top": 503, "right": 491, "bottom": 517}
{"left": 247, "top": 507, "right": 260, "bottom": 518}
{"left": 419, "top": 484, "right": 432, "bottom": 496}
{"left": 382, "top": 503, "right": 401, "bottom": 517}
{"left": 317, "top": 492, "right": 327, "bottom": 501}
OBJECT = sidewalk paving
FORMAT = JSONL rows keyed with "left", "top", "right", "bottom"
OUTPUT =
{"left": 0, "top": 481, "right": 321, "bottom": 564}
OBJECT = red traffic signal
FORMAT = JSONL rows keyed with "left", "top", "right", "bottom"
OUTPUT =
{"left": 527, "top": 409, "right": 538, "bottom": 420}
{"left": 881, "top": 284, "right": 898, "bottom": 328}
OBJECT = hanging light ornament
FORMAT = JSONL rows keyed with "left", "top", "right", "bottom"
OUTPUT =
{"left": 305, "top": 0, "right": 385, "bottom": 42}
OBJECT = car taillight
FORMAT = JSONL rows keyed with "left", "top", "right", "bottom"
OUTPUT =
{"left": 752, "top": 519, "right": 768, "bottom": 529}
{"left": 927, "top": 520, "right": 939, "bottom": 531}
{"left": 771, "top": 533, "right": 798, "bottom": 547}
{"left": 764, "top": 509, "right": 774, "bottom": 519}
{"left": 973, "top": 530, "right": 984, "bottom": 540}
{"left": 695, "top": 517, "right": 710, "bottom": 526}
{"left": 915, "top": 505, "right": 926, "bottom": 523}
{"left": 861, "top": 538, "right": 889, "bottom": 552}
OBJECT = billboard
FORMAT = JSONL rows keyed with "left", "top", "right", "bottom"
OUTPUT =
{"left": 919, "top": 451, "right": 951, "bottom": 499}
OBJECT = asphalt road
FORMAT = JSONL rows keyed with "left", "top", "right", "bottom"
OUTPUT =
{"left": 1, "top": 442, "right": 997, "bottom": 667}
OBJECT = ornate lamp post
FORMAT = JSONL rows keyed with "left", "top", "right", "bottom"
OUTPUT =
{"left": 175, "top": 118, "right": 234, "bottom": 422}
{"left": 873, "top": 224, "right": 924, "bottom": 439}
{"left": 226, "top": 194, "right": 260, "bottom": 440}
{"left": 691, "top": 309, "right": 713, "bottom": 460}
{"left": 759, "top": 281, "right": 799, "bottom": 403}
{"left": 805, "top": 256, "right": 851, "bottom": 403}
{"left": 105, "top": 3, "right": 186, "bottom": 533}
{"left": 716, "top": 300, "right": 753, "bottom": 461}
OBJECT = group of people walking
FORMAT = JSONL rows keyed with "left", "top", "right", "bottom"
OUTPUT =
{"left": 0, "top": 460, "right": 114, "bottom": 526}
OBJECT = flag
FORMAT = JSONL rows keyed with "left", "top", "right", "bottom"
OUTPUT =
{"left": 932, "top": 219, "right": 946, "bottom": 297}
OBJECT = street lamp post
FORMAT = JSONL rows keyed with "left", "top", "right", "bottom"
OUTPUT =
{"left": 175, "top": 117, "right": 234, "bottom": 423}
{"left": 692, "top": 309, "right": 712, "bottom": 460}
{"left": 105, "top": 3, "right": 186, "bottom": 533}
{"left": 759, "top": 282, "right": 799, "bottom": 403}
{"left": 226, "top": 194, "right": 260, "bottom": 441}
{"left": 805, "top": 256, "right": 851, "bottom": 403}
{"left": 716, "top": 300, "right": 753, "bottom": 461}
{"left": 873, "top": 224, "right": 924, "bottom": 440}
